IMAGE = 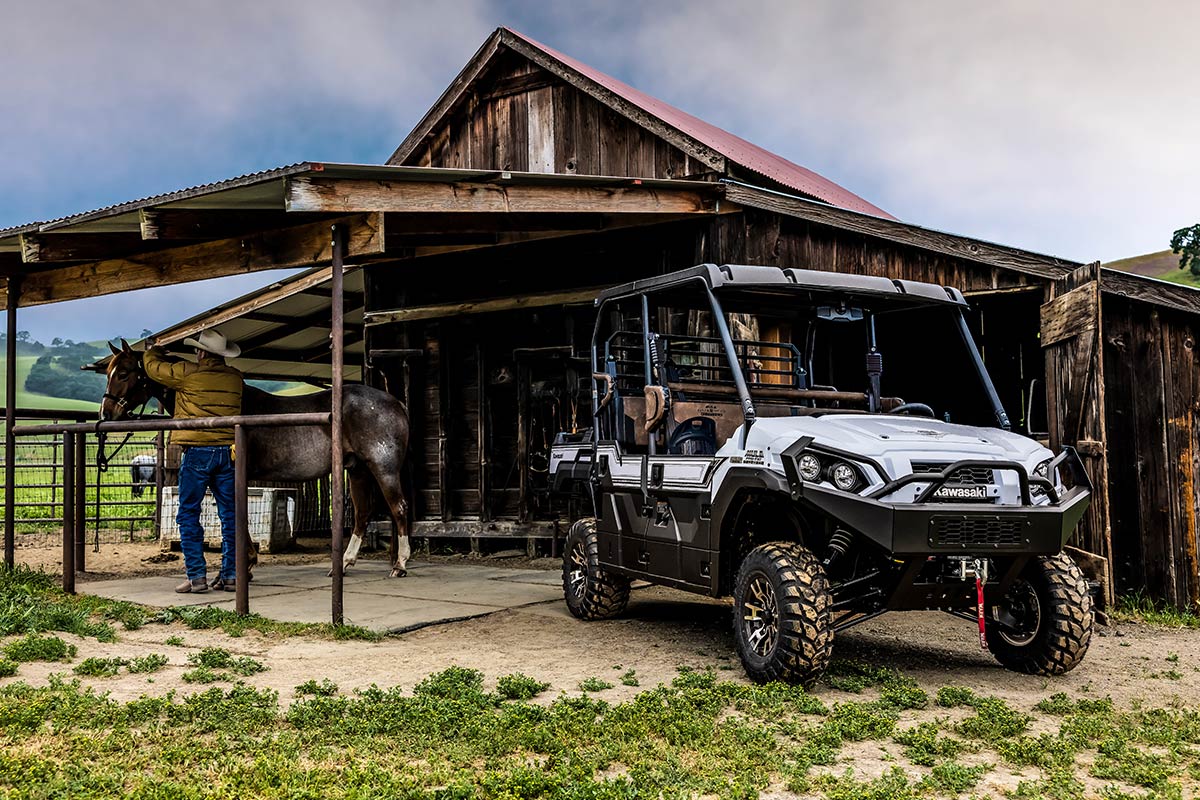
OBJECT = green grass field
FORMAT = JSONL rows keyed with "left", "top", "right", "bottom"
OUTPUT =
{"left": 1105, "top": 249, "right": 1200, "bottom": 290}
{"left": 0, "top": 355, "right": 98, "bottom": 413}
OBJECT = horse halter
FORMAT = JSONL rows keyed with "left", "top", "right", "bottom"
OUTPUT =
{"left": 103, "top": 360, "right": 150, "bottom": 414}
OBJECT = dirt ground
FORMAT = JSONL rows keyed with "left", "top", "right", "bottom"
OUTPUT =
{"left": 7, "top": 539, "right": 1200, "bottom": 797}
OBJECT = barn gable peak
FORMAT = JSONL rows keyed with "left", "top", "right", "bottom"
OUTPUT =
{"left": 387, "top": 27, "right": 893, "bottom": 220}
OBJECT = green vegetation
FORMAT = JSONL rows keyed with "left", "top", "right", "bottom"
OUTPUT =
{"left": 181, "top": 647, "right": 266, "bottom": 683}
{"left": 23, "top": 341, "right": 107, "bottom": 403}
{"left": 1114, "top": 592, "right": 1200, "bottom": 628}
{"left": 0, "top": 564, "right": 380, "bottom": 644}
{"left": 127, "top": 653, "right": 169, "bottom": 674}
{"left": 495, "top": 672, "right": 549, "bottom": 700}
{"left": 620, "top": 668, "right": 639, "bottom": 687}
{"left": 0, "top": 659, "right": 1196, "bottom": 798}
{"left": 1172, "top": 223, "right": 1200, "bottom": 276}
{"left": 73, "top": 657, "right": 127, "bottom": 678}
{"left": 2, "top": 633, "right": 76, "bottom": 663}
{"left": 578, "top": 676, "right": 614, "bottom": 692}
{"left": 295, "top": 678, "right": 339, "bottom": 697}
{"left": 0, "top": 660, "right": 16, "bottom": 678}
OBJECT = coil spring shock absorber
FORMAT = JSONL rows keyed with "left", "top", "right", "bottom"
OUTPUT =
{"left": 824, "top": 528, "right": 853, "bottom": 567}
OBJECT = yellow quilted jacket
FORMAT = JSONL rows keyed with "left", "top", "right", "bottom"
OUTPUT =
{"left": 143, "top": 348, "right": 244, "bottom": 447}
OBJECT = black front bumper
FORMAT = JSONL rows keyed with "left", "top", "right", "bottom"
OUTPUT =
{"left": 784, "top": 446, "right": 1092, "bottom": 556}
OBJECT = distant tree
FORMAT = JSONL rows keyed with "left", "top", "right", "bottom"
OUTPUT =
{"left": 140, "top": 329, "right": 153, "bottom": 338}
{"left": 51, "top": 337, "right": 62, "bottom": 347}
{"left": 1172, "top": 224, "right": 1200, "bottom": 276}
{"left": 16, "top": 331, "right": 29, "bottom": 343}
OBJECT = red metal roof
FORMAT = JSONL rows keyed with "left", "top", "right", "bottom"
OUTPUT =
{"left": 504, "top": 27, "right": 895, "bottom": 220}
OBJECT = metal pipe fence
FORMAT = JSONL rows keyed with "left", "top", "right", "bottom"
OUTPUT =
{"left": 0, "top": 420, "right": 165, "bottom": 546}
{"left": 11, "top": 411, "right": 333, "bottom": 615}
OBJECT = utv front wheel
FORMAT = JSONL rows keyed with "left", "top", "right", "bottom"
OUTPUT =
{"left": 733, "top": 542, "right": 834, "bottom": 685}
{"left": 987, "top": 553, "right": 1093, "bottom": 675}
{"left": 562, "top": 518, "right": 630, "bottom": 620}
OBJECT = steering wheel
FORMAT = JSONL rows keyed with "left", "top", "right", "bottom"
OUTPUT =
{"left": 888, "top": 402, "right": 935, "bottom": 418}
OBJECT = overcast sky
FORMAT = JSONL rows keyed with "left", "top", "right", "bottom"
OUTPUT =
{"left": 2, "top": 0, "right": 1196, "bottom": 344}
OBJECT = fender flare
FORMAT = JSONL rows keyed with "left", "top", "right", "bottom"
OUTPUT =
{"left": 708, "top": 467, "right": 794, "bottom": 592}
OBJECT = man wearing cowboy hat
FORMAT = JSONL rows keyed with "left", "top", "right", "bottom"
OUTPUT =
{"left": 144, "top": 330, "right": 244, "bottom": 594}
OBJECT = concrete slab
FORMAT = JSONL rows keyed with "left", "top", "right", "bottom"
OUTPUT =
{"left": 491, "top": 572, "right": 562, "bottom": 587}
{"left": 76, "top": 560, "right": 571, "bottom": 633}
{"left": 348, "top": 572, "right": 562, "bottom": 608}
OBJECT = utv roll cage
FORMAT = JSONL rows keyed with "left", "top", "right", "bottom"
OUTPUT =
{"left": 590, "top": 264, "right": 1012, "bottom": 454}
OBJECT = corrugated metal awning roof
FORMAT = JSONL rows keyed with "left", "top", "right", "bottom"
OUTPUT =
{"left": 91, "top": 263, "right": 365, "bottom": 384}
{"left": 0, "top": 162, "right": 716, "bottom": 247}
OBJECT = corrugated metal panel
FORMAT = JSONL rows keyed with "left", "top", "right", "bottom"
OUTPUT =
{"left": 502, "top": 27, "right": 896, "bottom": 220}
{"left": 0, "top": 162, "right": 717, "bottom": 246}
{"left": 90, "top": 264, "right": 365, "bottom": 383}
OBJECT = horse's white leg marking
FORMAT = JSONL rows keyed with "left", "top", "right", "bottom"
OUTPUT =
{"left": 343, "top": 533, "right": 363, "bottom": 568}
{"left": 391, "top": 535, "right": 411, "bottom": 578}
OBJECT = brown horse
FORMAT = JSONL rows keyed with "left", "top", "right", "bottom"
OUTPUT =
{"left": 101, "top": 340, "right": 413, "bottom": 577}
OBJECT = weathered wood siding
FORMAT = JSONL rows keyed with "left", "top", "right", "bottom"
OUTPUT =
{"left": 1103, "top": 296, "right": 1200, "bottom": 607}
{"left": 401, "top": 52, "right": 706, "bottom": 180}
{"left": 1042, "top": 265, "right": 1113, "bottom": 598}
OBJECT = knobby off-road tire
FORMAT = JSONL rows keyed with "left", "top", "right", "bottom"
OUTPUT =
{"left": 733, "top": 542, "right": 834, "bottom": 686}
{"left": 987, "top": 553, "right": 1093, "bottom": 675}
{"left": 562, "top": 518, "right": 630, "bottom": 620}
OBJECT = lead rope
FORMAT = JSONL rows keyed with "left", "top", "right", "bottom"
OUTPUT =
{"left": 973, "top": 558, "right": 990, "bottom": 650}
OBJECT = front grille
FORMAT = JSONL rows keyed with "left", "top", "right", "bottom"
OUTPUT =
{"left": 911, "top": 462, "right": 996, "bottom": 486}
{"left": 931, "top": 515, "right": 1025, "bottom": 548}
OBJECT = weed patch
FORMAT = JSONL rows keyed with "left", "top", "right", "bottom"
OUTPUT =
{"left": 926, "top": 761, "right": 988, "bottom": 793}
{"left": 294, "top": 678, "right": 339, "bottom": 697}
{"left": 893, "top": 722, "right": 964, "bottom": 766}
{"left": 579, "top": 676, "right": 614, "bottom": 692}
{"left": 496, "top": 672, "right": 549, "bottom": 700}
{"left": 0, "top": 659, "right": 16, "bottom": 677}
{"left": 127, "top": 653, "right": 169, "bottom": 674}
{"left": 957, "top": 695, "right": 1031, "bottom": 741}
{"left": 2, "top": 633, "right": 76, "bottom": 662}
{"left": 72, "top": 657, "right": 126, "bottom": 677}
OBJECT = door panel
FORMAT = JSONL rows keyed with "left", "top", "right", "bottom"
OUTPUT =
{"left": 594, "top": 443, "right": 649, "bottom": 573}
{"left": 643, "top": 454, "right": 716, "bottom": 589}
{"left": 1041, "top": 262, "right": 1112, "bottom": 602}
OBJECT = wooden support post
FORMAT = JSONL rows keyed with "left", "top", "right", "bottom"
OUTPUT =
{"left": 330, "top": 225, "right": 346, "bottom": 626}
{"left": 234, "top": 424, "right": 249, "bottom": 616}
{"left": 74, "top": 432, "right": 85, "bottom": 573}
{"left": 62, "top": 432, "right": 74, "bottom": 593}
{"left": 4, "top": 275, "right": 19, "bottom": 567}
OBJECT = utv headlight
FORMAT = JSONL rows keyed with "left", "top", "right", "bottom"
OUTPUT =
{"left": 798, "top": 454, "right": 823, "bottom": 482}
{"left": 831, "top": 462, "right": 860, "bottom": 491}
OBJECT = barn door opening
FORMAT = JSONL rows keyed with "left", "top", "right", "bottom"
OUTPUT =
{"left": 1041, "top": 262, "right": 1113, "bottom": 604}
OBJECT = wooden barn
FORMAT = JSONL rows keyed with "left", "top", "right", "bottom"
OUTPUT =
{"left": 3, "top": 27, "right": 1199, "bottom": 609}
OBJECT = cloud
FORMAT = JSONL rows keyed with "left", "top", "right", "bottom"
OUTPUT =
{"left": 530, "top": 0, "right": 1199, "bottom": 261}
{"left": 4, "top": 0, "right": 1198, "bottom": 345}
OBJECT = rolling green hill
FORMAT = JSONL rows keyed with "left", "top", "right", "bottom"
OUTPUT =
{"left": 0, "top": 355, "right": 99, "bottom": 412}
{"left": 1105, "top": 250, "right": 1200, "bottom": 289}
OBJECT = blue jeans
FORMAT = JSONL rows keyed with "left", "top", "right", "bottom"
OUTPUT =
{"left": 177, "top": 446, "right": 236, "bottom": 582}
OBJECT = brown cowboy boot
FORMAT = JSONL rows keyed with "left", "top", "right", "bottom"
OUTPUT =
{"left": 175, "top": 577, "right": 209, "bottom": 594}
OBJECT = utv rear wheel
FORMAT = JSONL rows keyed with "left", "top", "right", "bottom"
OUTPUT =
{"left": 987, "top": 553, "right": 1093, "bottom": 675}
{"left": 562, "top": 518, "right": 630, "bottom": 620}
{"left": 733, "top": 542, "right": 834, "bottom": 686}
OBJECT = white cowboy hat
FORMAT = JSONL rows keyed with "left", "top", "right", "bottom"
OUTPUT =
{"left": 182, "top": 329, "right": 241, "bottom": 358}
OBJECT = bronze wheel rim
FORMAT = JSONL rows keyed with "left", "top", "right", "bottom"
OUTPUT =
{"left": 569, "top": 542, "right": 588, "bottom": 599}
{"left": 741, "top": 574, "right": 779, "bottom": 657}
